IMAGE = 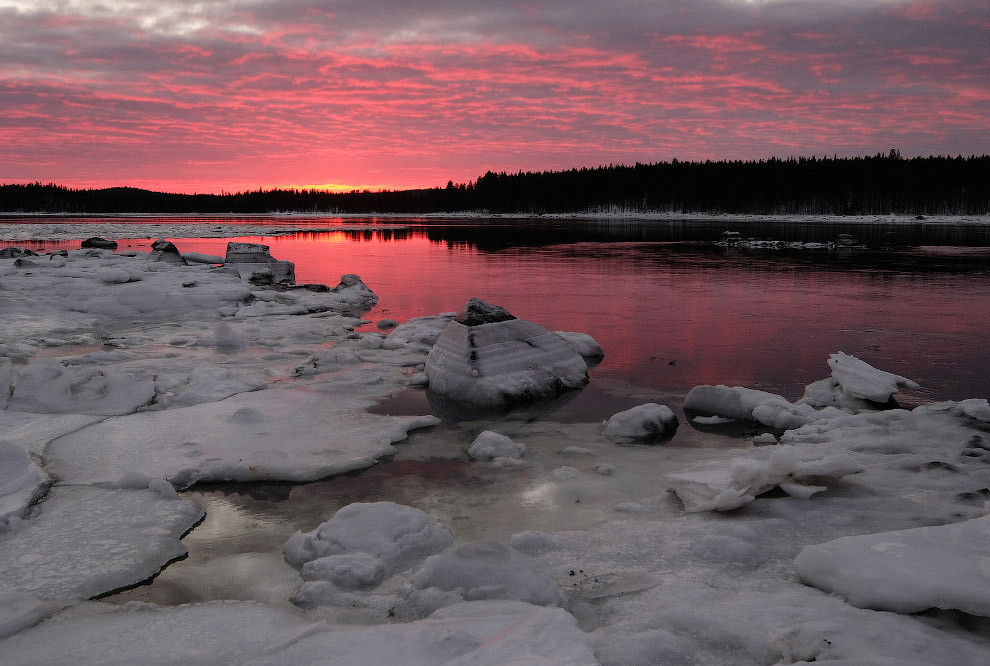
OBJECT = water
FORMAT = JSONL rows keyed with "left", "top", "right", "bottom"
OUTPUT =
{"left": 5, "top": 216, "right": 990, "bottom": 613}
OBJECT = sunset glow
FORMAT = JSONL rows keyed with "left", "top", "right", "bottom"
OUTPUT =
{"left": 1, "top": 1, "right": 987, "bottom": 193}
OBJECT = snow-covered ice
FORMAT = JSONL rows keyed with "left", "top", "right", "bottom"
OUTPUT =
{"left": 602, "top": 403, "right": 677, "bottom": 442}
{"left": 795, "top": 514, "right": 990, "bottom": 616}
{"left": 0, "top": 439, "right": 49, "bottom": 528}
{"left": 826, "top": 350, "right": 921, "bottom": 403}
{"left": 467, "top": 431, "right": 527, "bottom": 461}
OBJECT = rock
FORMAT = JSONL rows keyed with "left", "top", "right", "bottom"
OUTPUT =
{"left": 224, "top": 242, "right": 295, "bottom": 284}
{"left": 455, "top": 298, "right": 516, "bottom": 325}
{"left": 148, "top": 239, "right": 187, "bottom": 265}
{"left": 80, "top": 237, "right": 117, "bottom": 249}
{"left": 0, "top": 247, "right": 37, "bottom": 259}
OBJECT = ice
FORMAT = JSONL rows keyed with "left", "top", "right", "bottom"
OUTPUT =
{"left": 794, "top": 514, "right": 990, "bottom": 616}
{"left": 667, "top": 446, "right": 863, "bottom": 512}
{"left": 0, "top": 439, "right": 49, "bottom": 528}
{"left": 554, "top": 330, "right": 605, "bottom": 359}
{"left": 402, "top": 541, "right": 567, "bottom": 611}
{"left": 0, "top": 588, "right": 54, "bottom": 640}
{"left": 47, "top": 384, "right": 441, "bottom": 485}
{"left": 7, "top": 359, "right": 156, "bottom": 415}
{"left": 467, "top": 431, "right": 527, "bottom": 461}
{"left": 603, "top": 403, "right": 677, "bottom": 442}
{"left": 383, "top": 313, "right": 456, "bottom": 352}
{"left": 684, "top": 383, "right": 844, "bottom": 430}
{"left": 284, "top": 502, "right": 453, "bottom": 574}
{"left": 224, "top": 241, "right": 295, "bottom": 283}
{"left": 0, "top": 600, "right": 596, "bottom": 666}
{"left": 827, "top": 350, "right": 921, "bottom": 403}
{"left": 0, "top": 484, "right": 203, "bottom": 601}
{"left": 426, "top": 298, "right": 588, "bottom": 405}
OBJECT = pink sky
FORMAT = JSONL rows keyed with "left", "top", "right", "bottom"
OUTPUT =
{"left": 1, "top": 1, "right": 987, "bottom": 193}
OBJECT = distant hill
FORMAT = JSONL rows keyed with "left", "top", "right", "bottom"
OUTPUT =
{"left": 2, "top": 153, "right": 988, "bottom": 215}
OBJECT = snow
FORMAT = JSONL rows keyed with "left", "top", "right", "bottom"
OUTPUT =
{"left": 46, "top": 384, "right": 441, "bottom": 485}
{"left": 602, "top": 403, "right": 677, "bottom": 442}
{"left": 794, "top": 514, "right": 990, "bottom": 616}
{"left": 4, "top": 231, "right": 990, "bottom": 665}
{"left": 667, "top": 446, "right": 863, "bottom": 512}
{"left": 403, "top": 541, "right": 567, "bottom": 611}
{"left": 467, "top": 431, "right": 527, "bottom": 461}
{"left": 0, "top": 439, "right": 49, "bottom": 528}
{"left": 827, "top": 350, "right": 921, "bottom": 402}
{"left": 425, "top": 300, "right": 589, "bottom": 405}
{"left": 0, "top": 600, "right": 596, "bottom": 666}
{"left": 0, "top": 484, "right": 203, "bottom": 601}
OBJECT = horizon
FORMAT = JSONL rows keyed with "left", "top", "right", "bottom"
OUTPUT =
{"left": 2, "top": 1, "right": 988, "bottom": 194}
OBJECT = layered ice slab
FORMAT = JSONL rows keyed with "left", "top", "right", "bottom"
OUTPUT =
{"left": 0, "top": 484, "right": 203, "bottom": 601}
{"left": 223, "top": 241, "right": 295, "bottom": 284}
{"left": 794, "top": 515, "right": 990, "bottom": 616}
{"left": 47, "top": 384, "right": 440, "bottom": 486}
{"left": 0, "top": 600, "right": 596, "bottom": 666}
{"left": 425, "top": 298, "right": 589, "bottom": 405}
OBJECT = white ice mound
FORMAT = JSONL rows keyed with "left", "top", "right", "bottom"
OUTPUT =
{"left": 383, "top": 313, "right": 456, "bottom": 352}
{"left": 0, "top": 485, "right": 203, "bottom": 601}
{"left": 668, "top": 446, "right": 863, "bottom": 512}
{"left": 403, "top": 541, "right": 567, "bottom": 609}
{"left": 603, "top": 403, "right": 678, "bottom": 442}
{"left": 8, "top": 359, "right": 156, "bottom": 415}
{"left": 330, "top": 273, "right": 379, "bottom": 307}
{"left": 794, "top": 514, "right": 990, "bottom": 616}
{"left": 683, "top": 384, "right": 839, "bottom": 430}
{"left": 284, "top": 501, "right": 453, "bottom": 574}
{"left": 0, "top": 600, "right": 596, "bottom": 666}
{"left": 0, "top": 440, "right": 49, "bottom": 528}
{"left": 425, "top": 298, "right": 588, "bottom": 405}
{"left": 827, "top": 351, "right": 920, "bottom": 403}
{"left": 47, "top": 385, "right": 440, "bottom": 485}
{"left": 468, "top": 431, "right": 527, "bottom": 461}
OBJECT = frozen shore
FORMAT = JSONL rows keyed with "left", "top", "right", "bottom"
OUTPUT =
{"left": 1, "top": 237, "right": 990, "bottom": 665}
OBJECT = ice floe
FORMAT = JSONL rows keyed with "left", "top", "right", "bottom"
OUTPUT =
{"left": 0, "top": 439, "right": 49, "bottom": 528}
{"left": 467, "top": 431, "right": 527, "bottom": 461}
{"left": 795, "top": 514, "right": 990, "bottom": 616}
{"left": 826, "top": 350, "right": 921, "bottom": 403}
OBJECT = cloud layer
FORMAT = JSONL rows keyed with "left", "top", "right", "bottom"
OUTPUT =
{"left": 1, "top": 1, "right": 987, "bottom": 192}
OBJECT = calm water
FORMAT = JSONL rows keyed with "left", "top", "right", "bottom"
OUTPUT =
{"left": 5, "top": 216, "right": 990, "bottom": 611}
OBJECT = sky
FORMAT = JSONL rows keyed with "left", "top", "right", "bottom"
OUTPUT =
{"left": 1, "top": 1, "right": 987, "bottom": 194}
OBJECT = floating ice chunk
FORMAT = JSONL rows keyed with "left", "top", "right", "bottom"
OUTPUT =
{"left": 552, "top": 466, "right": 582, "bottom": 481}
{"left": 468, "top": 431, "right": 527, "bottom": 461}
{"left": 827, "top": 351, "right": 920, "bottom": 403}
{"left": 300, "top": 552, "right": 387, "bottom": 589}
{"left": 957, "top": 398, "right": 990, "bottom": 422}
{"left": 47, "top": 385, "right": 441, "bottom": 485}
{"left": 795, "top": 514, "right": 990, "bottom": 616}
{"left": 752, "top": 433, "right": 778, "bottom": 445}
{"left": 0, "top": 485, "right": 203, "bottom": 601}
{"left": 284, "top": 502, "right": 453, "bottom": 575}
{"left": 8, "top": 359, "right": 156, "bottom": 415}
{"left": 80, "top": 237, "right": 116, "bottom": 249}
{"left": 181, "top": 251, "right": 224, "bottom": 264}
{"left": 403, "top": 541, "right": 567, "bottom": 612}
{"left": 603, "top": 403, "right": 677, "bottom": 442}
{"left": 425, "top": 298, "right": 588, "bottom": 405}
{"left": 383, "top": 313, "right": 456, "bottom": 352}
{"left": 0, "top": 600, "right": 596, "bottom": 666}
{"left": 684, "top": 384, "right": 791, "bottom": 422}
{"left": 668, "top": 446, "right": 862, "bottom": 512}
{"left": 554, "top": 331, "right": 604, "bottom": 358}
{"left": 0, "top": 440, "right": 49, "bottom": 528}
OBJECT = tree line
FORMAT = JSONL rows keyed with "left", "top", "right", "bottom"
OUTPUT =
{"left": 2, "top": 153, "right": 987, "bottom": 215}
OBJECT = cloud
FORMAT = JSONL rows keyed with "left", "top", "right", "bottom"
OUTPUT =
{"left": 0, "top": 0, "right": 987, "bottom": 192}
